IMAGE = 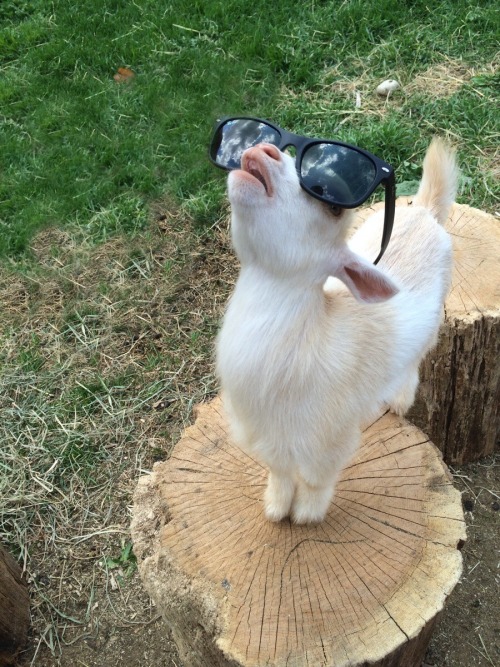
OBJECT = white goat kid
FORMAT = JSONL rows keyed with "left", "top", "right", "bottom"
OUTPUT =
{"left": 216, "top": 138, "right": 457, "bottom": 524}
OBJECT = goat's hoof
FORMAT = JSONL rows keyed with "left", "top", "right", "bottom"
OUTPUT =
{"left": 264, "top": 502, "right": 290, "bottom": 523}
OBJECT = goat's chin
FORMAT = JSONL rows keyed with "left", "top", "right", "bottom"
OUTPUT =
{"left": 228, "top": 171, "right": 271, "bottom": 208}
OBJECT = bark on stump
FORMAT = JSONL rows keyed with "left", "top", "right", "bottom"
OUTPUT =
{"left": 357, "top": 199, "right": 500, "bottom": 464}
{"left": 131, "top": 398, "right": 465, "bottom": 667}
{"left": 0, "top": 545, "right": 29, "bottom": 666}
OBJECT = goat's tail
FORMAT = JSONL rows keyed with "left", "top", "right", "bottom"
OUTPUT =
{"left": 414, "top": 137, "right": 459, "bottom": 225}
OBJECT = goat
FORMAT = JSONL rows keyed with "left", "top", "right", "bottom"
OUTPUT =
{"left": 216, "top": 138, "right": 457, "bottom": 524}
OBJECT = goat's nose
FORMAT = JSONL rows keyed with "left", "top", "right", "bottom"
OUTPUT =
{"left": 258, "top": 143, "right": 281, "bottom": 161}
{"left": 245, "top": 143, "right": 281, "bottom": 162}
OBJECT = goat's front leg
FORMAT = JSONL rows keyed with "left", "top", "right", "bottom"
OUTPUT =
{"left": 292, "top": 429, "right": 360, "bottom": 524}
{"left": 264, "top": 469, "right": 296, "bottom": 522}
{"left": 292, "top": 476, "right": 337, "bottom": 524}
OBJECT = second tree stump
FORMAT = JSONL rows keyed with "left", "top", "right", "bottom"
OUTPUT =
{"left": 357, "top": 199, "right": 499, "bottom": 463}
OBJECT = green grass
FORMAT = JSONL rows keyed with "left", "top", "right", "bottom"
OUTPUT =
{"left": 1, "top": 0, "right": 499, "bottom": 256}
{"left": 103, "top": 540, "right": 137, "bottom": 579}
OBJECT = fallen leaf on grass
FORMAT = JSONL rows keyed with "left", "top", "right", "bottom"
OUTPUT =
{"left": 113, "top": 67, "right": 135, "bottom": 83}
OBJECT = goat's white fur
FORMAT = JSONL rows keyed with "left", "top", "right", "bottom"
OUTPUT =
{"left": 216, "top": 138, "right": 456, "bottom": 524}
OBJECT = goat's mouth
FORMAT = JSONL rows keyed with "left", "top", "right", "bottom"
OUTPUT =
{"left": 239, "top": 153, "right": 273, "bottom": 196}
{"left": 247, "top": 168, "right": 268, "bottom": 190}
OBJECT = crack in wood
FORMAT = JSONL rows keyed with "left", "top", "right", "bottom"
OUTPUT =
{"left": 333, "top": 502, "right": 420, "bottom": 555}
{"left": 384, "top": 605, "right": 411, "bottom": 643}
{"left": 344, "top": 439, "right": 430, "bottom": 468}
{"left": 337, "top": 495, "right": 428, "bottom": 527}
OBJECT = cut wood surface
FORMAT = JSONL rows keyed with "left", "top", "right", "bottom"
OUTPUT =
{"left": 356, "top": 199, "right": 500, "bottom": 463}
{"left": 131, "top": 398, "right": 466, "bottom": 667}
{"left": 0, "top": 545, "right": 29, "bottom": 667}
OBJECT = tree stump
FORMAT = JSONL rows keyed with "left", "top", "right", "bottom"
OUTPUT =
{"left": 0, "top": 545, "right": 29, "bottom": 667}
{"left": 356, "top": 199, "right": 499, "bottom": 464}
{"left": 131, "top": 398, "right": 465, "bottom": 667}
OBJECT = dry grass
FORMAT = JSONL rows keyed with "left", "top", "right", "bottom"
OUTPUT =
{"left": 276, "top": 57, "right": 499, "bottom": 133}
{"left": 477, "top": 145, "right": 500, "bottom": 209}
{"left": 405, "top": 57, "right": 476, "bottom": 98}
{"left": 0, "top": 205, "right": 236, "bottom": 663}
{"left": 277, "top": 71, "right": 395, "bottom": 127}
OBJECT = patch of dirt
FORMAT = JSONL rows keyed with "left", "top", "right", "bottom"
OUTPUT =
{"left": 19, "top": 561, "right": 180, "bottom": 667}
{"left": 425, "top": 454, "right": 500, "bottom": 667}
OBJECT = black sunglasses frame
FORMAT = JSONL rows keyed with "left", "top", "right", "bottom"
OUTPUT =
{"left": 209, "top": 116, "right": 396, "bottom": 265}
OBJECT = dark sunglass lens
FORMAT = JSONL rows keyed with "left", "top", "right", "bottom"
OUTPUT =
{"left": 301, "top": 143, "right": 377, "bottom": 205}
{"left": 211, "top": 119, "right": 281, "bottom": 169}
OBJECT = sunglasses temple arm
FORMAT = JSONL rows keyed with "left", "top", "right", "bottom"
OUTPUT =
{"left": 373, "top": 172, "right": 396, "bottom": 265}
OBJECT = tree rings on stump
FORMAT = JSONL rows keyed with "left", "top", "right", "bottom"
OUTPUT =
{"left": 131, "top": 398, "right": 465, "bottom": 667}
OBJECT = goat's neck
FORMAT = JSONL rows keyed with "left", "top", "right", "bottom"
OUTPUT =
{"left": 236, "top": 265, "right": 327, "bottom": 316}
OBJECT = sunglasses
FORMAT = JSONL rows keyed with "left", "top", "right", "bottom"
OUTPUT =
{"left": 209, "top": 116, "right": 396, "bottom": 264}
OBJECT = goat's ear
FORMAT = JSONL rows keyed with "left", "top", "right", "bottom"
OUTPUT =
{"left": 329, "top": 248, "right": 399, "bottom": 303}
